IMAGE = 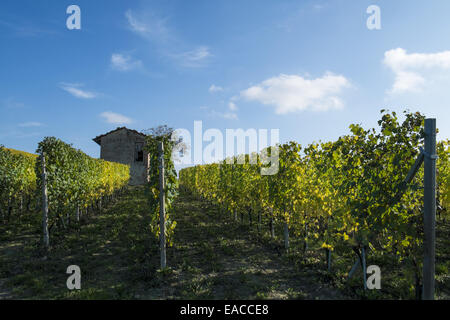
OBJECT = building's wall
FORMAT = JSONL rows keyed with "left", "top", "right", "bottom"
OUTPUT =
{"left": 99, "top": 128, "right": 149, "bottom": 185}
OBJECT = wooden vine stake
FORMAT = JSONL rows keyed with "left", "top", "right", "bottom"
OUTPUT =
{"left": 283, "top": 220, "right": 289, "bottom": 250}
{"left": 361, "top": 246, "right": 367, "bottom": 291}
{"left": 423, "top": 118, "right": 437, "bottom": 300}
{"left": 76, "top": 205, "right": 80, "bottom": 222}
{"left": 41, "top": 152, "right": 50, "bottom": 252}
{"left": 159, "top": 141, "right": 167, "bottom": 269}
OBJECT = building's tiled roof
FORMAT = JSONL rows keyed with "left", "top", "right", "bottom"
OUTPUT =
{"left": 93, "top": 127, "right": 146, "bottom": 145}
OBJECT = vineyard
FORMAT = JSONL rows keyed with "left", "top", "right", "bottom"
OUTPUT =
{"left": 0, "top": 147, "right": 37, "bottom": 224}
{"left": 0, "top": 111, "right": 449, "bottom": 300}
{"left": 179, "top": 111, "right": 450, "bottom": 298}
{"left": 1, "top": 138, "right": 130, "bottom": 248}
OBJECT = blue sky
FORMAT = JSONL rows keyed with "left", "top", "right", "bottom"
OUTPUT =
{"left": 1, "top": 0, "right": 450, "bottom": 159}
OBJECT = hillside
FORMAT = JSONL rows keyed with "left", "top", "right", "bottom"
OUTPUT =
{"left": 5, "top": 148, "right": 38, "bottom": 158}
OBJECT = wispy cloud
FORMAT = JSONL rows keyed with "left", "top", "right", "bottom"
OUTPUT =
{"left": 125, "top": 10, "right": 150, "bottom": 35}
{"left": 124, "top": 9, "right": 212, "bottom": 68}
{"left": 111, "top": 53, "right": 143, "bottom": 71}
{"left": 60, "top": 83, "right": 98, "bottom": 99}
{"left": 125, "top": 9, "right": 169, "bottom": 41}
{"left": 0, "top": 130, "right": 41, "bottom": 139}
{"left": 169, "top": 46, "right": 212, "bottom": 68}
{"left": 209, "top": 84, "right": 224, "bottom": 93}
{"left": 240, "top": 72, "right": 350, "bottom": 114}
{"left": 0, "top": 18, "right": 57, "bottom": 37}
{"left": 384, "top": 48, "right": 450, "bottom": 94}
{"left": 277, "top": 4, "right": 326, "bottom": 33}
{"left": 201, "top": 106, "right": 238, "bottom": 120}
{"left": 313, "top": 4, "right": 326, "bottom": 11}
{"left": 100, "top": 111, "right": 133, "bottom": 125}
{"left": 18, "top": 122, "right": 43, "bottom": 128}
{"left": 211, "top": 110, "right": 238, "bottom": 120}
{"left": 3, "top": 97, "right": 25, "bottom": 109}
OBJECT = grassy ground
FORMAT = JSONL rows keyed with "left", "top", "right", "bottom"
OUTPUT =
{"left": 0, "top": 186, "right": 448, "bottom": 299}
{"left": 0, "top": 186, "right": 344, "bottom": 300}
{"left": 153, "top": 192, "right": 344, "bottom": 300}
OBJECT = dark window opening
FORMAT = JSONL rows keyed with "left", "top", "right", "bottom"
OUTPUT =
{"left": 135, "top": 142, "right": 144, "bottom": 162}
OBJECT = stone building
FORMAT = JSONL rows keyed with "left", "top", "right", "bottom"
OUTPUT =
{"left": 93, "top": 127, "right": 149, "bottom": 185}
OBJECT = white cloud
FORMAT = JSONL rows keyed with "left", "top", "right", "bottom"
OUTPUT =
{"left": 171, "top": 46, "right": 212, "bottom": 68}
{"left": 313, "top": 4, "right": 325, "bottom": 10}
{"left": 125, "top": 9, "right": 168, "bottom": 40}
{"left": 124, "top": 9, "right": 212, "bottom": 68}
{"left": 209, "top": 84, "right": 224, "bottom": 93}
{"left": 240, "top": 72, "right": 350, "bottom": 114}
{"left": 211, "top": 110, "right": 238, "bottom": 120}
{"left": 384, "top": 48, "right": 450, "bottom": 94}
{"left": 60, "top": 83, "right": 97, "bottom": 99}
{"left": 228, "top": 102, "right": 238, "bottom": 111}
{"left": 390, "top": 71, "right": 425, "bottom": 94}
{"left": 200, "top": 106, "right": 238, "bottom": 120}
{"left": 185, "top": 46, "right": 211, "bottom": 61}
{"left": 18, "top": 122, "right": 43, "bottom": 127}
{"left": 100, "top": 111, "right": 133, "bottom": 125}
{"left": 111, "top": 53, "right": 143, "bottom": 71}
{"left": 125, "top": 10, "right": 149, "bottom": 34}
